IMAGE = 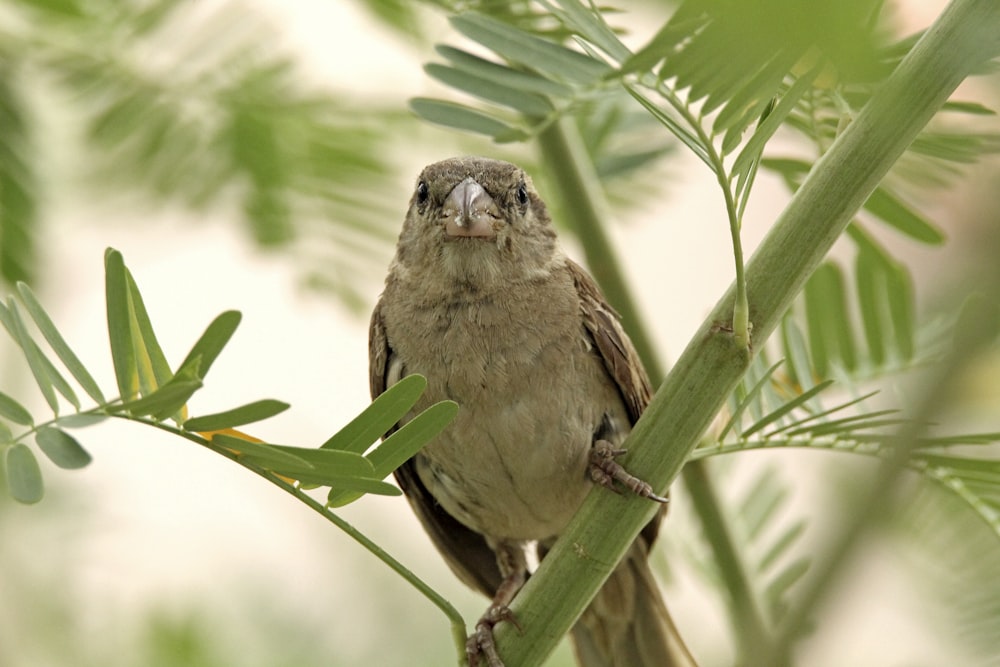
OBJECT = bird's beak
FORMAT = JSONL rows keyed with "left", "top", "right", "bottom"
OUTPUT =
{"left": 442, "top": 177, "right": 500, "bottom": 238}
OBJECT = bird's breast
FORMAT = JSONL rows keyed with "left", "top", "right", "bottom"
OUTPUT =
{"left": 382, "top": 277, "right": 629, "bottom": 541}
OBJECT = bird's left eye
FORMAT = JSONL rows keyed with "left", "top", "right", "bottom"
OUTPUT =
{"left": 416, "top": 181, "right": 430, "bottom": 205}
{"left": 516, "top": 182, "right": 528, "bottom": 206}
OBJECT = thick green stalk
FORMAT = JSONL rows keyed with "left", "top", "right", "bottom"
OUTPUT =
{"left": 536, "top": 119, "right": 769, "bottom": 655}
{"left": 496, "top": 1, "right": 1000, "bottom": 664}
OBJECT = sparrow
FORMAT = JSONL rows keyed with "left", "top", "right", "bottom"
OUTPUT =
{"left": 369, "top": 156, "right": 697, "bottom": 667}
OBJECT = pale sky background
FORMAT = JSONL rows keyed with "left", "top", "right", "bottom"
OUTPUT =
{"left": 3, "top": 1, "right": 995, "bottom": 666}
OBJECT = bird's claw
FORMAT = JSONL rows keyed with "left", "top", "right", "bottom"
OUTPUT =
{"left": 466, "top": 603, "right": 522, "bottom": 667}
{"left": 589, "top": 439, "right": 669, "bottom": 503}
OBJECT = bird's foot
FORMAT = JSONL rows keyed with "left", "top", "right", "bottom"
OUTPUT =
{"left": 589, "top": 439, "right": 669, "bottom": 503}
{"left": 466, "top": 603, "right": 522, "bottom": 667}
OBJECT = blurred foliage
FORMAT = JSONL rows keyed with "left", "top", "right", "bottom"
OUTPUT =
{"left": 1, "top": 0, "right": 1000, "bottom": 666}
{"left": 0, "top": 55, "right": 37, "bottom": 285}
{"left": 0, "top": 0, "right": 410, "bottom": 307}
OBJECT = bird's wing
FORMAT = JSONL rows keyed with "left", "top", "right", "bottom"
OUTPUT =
{"left": 566, "top": 260, "right": 653, "bottom": 424}
{"left": 369, "top": 300, "right": 502, "bottom": 596}
{"left": 565, "top": 259, "right": 664, "bottom": 548}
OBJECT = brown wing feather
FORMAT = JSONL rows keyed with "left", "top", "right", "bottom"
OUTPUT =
{"left": 369, "top": 299, "right": 502, "bottom": 596}
{"left": 566, "top": 260, "right": 653, "bottom": 425}
{"left": 566, "top": 259, "right": 664, "bottom": 548}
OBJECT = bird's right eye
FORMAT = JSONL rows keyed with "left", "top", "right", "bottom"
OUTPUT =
{"left": 416, "top": 181, "right": 429, "bottom": 205}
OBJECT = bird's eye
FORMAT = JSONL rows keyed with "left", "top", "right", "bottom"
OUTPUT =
{"left": 516, "top": 182, "right": 529, "bottom": 206}
{"left": 416, "top": 181, "right": 429, "bottom": 205}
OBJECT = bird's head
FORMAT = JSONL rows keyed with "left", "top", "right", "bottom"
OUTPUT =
{"left": 392, "top": 157, "right": 559, "bottom": 290}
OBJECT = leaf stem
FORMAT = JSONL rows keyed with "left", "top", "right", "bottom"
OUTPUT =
{"left": 640, "top": 79, "right": 752, "bottom": 351}
{"left": 141, "top": 419, "right": 471, "bottom": 664}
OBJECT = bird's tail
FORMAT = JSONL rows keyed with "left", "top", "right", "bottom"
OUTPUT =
{"left": 569, "top": 540, "right": 697, "bottom": 667}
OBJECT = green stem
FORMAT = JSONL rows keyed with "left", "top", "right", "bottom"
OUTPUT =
{"left": 496, "top": 1, "right": 1000, "bottom": 664}
{"left": 536, "top": 117, "right": 767, "bottom": 659}
{"left": 673, "top": 88, "right": 751, "bottom": 353}
{"left": 168, "top": 424, "right": 472, "bottom": 663}
{"left": 280, "top": 478, "right": 471, "bottom": 662}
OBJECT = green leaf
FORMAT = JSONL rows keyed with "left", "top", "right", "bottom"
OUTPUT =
{"left": 742, "top": 380, "right": 835, "bottom": 438}
{"left": 328, "top": 398, "right": 458, "bottom": 507}
{"left": 941, "top": 100, "right": 996, "bottom": 115}
{"left": 910, "top": 131, "right": 1000, "bottom": 164}
{"left": 915, "top": 432, "right": 1000, "bottom": 447}
{"left": 15, "top": 282, "right": 107, "bottom": 404}
{"left": 326, "top": 479, "right": 402, "bottom": 500}
{"left": 4, "top": 299, "right": 75, "bottom": 412}
{"left": 125, "top": 268, "right": 173, "bottom": 395}
{"left": 4, "top": 443, "right": 43, "bottom": 504}
{"left": 545, "top": 0, "right": 631, "bottom": 63}
{"left": 436, "top": 46, "right": 573, "bottom": 97}
{"left": 0, "top": 68, "right": 39, "bottom": 286}
{"left": 803, "top": 262, "right": 858, "bottom": 376}
{"left": 862, "top": 187, "right": 945, "bottom": 245}
{"left": 851, "top": 228, "right": 916, "bottom": 366}
{"left": 321, "top": 374, "right": 427, "bottom": 454}
{"left": 264, "top": 444, "right": 374, "bottom": 477}
{"left": 367, "top": 400, "right": 459, "bottom": 478}
{"left": 262, "top": 446, "right": 388, "bottom": 490}
{"left": 619, "top": 4, "right": 696, "bottom": 74}
{"left": 175, "top": 310, "right": 242, "bottom": 380}
{"left": 719, "top": 359, "right": 784, "bottom": 440}
{"left": 183, "top": 399, "right": 290, "bottom": 432}
{"left": 409, "top": 98, "right": 525, "bottom": 141}
{"left": 732, "top": 70, "right": 819, "bottom": 177}
{"left": 105, "top": 248, "right": 139, "bottom": 401}
{"left": 424, "top": 64, "right": 554, "bottom": 117}
{"left": 780, "top": 315, "right": 817, "bottom": 393}
{"left": 712, "top": 51, "right": 799, "bottom": 138}
{"left": 790, "top": 412, "right": 906, "bottom": 437}
{"left": 212, "top": 435, "right": 396, "bottom": 495}
{"left": 116, "top": 374, "right": 203, "bottom": 419}
{"left": 0, "top": 390, "right": 33, "bottom": 425}
{"left": 58, "top": 413, "right": 108, "bottom": 429}
{"left": 623, "top": 84, "right": 710, "bottom": 167}
{"left": 0, "top": 419, "right": 10, "bottom": 444}
{"left": 450, "top": 12, "right": 611, "bottom": 84}
{"left": 35, "top": 426, "right": 92, "bottom": 469}
{"left": 854, "top": 244, "right": 886, "bottom": 366}
{"left": 210, "top": 433, "right": 314, "bottom": 469}
{"left": 766, "top": 390, "right": 880, "bottom": 437}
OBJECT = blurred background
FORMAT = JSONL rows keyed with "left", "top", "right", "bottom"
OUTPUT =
{"left": 1, "top": 1, "right": 998, "bottom": 666}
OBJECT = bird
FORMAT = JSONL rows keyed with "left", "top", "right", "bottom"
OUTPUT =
{"left": 369, "top": 156, "right": 697, "bottom": 667}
